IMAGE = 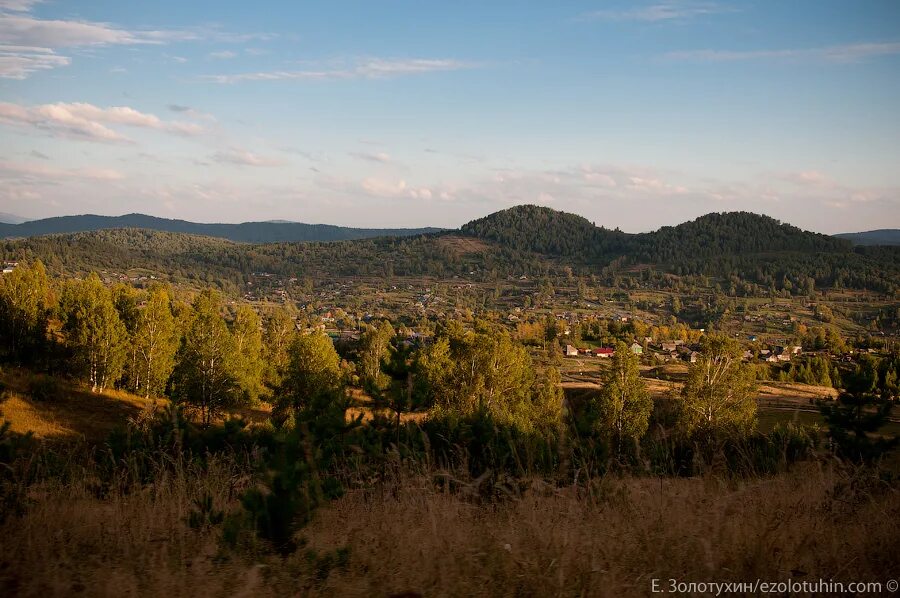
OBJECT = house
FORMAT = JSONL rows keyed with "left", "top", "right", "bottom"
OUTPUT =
{"left": 565, "top": 344, "right": 579, "bottom": 357}
{"left": 688, "top": 351, "right": 700, "bottom": 364}
{"left": 661, "top": 341, "right": 678, "bottom": 352}
{"left": 630, "top": 342, "right": 643, "bottom": 355}
{"left": 772, "top": 346, "right": 792, "bottom": 362}
{"left": 1, "top": 261, "right": 17, "bottom": 274}
{"left": 593, "top": 347, "right": 615, "bottom": 358}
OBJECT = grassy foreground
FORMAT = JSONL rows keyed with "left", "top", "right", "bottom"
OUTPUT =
{"left": 1, "top": 458, "right": 897, "bottom": 597}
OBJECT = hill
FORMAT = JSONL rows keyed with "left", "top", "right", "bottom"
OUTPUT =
{"left": 460, "top": 204, "right": 630, "bottom": 258}
{"left": 2, "top": 206, "right": 898, "bottom": 295}
{"left": 835, "top": 229, "right": 900, "bottom": 246}
{"left": 459, "top": 206, "right": 850, "bottom": 262}
{"left": 0, "top": 213, "right": 442, "bottom": 243}
{"left": 0, "top": 212, "right": 29, "bottom": 225}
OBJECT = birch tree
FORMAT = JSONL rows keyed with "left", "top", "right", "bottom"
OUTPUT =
{"left": 679, "top": 334, "right": 756, "bottom": 435}
{"left": 595, "top": 341, "right": 652, "bottom": 455}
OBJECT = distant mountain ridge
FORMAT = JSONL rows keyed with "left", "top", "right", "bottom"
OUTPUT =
{"left": 0, "top": 212, "right": 29, "bottom": 225}
{"left": 0, "top": 213, "right": 443, "bottom": 243}
{"left": 834, "top": 229, "right": 900, "bottom": 246}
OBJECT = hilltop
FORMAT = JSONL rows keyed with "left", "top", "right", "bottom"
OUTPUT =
{"left": 460, "top": 205, "right": 849, "bottom": 261}
{"left": 0, "top": 213, "right": 443, "bottom": 243}
{"left": 2, "top": 205, "right": 897, "bottom": 295}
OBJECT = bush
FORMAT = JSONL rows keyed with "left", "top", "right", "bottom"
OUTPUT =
{"left": 27, "top": 374, "right": 60, "bottom": 402}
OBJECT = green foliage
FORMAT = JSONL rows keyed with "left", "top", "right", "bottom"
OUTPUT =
{"left": 0, "top": 260, "right": 54, "bottom": 363}
{"left": 358, "top": 320, "right": 395, "bottom": 392}
{"left": 273, "top": 332, "right": 344, "bottom": 427}
{"left": 133, "top": 286, "right": 179, "bottom": 398}
{"left": 262, "top": 307, "right": 296, "bottom": 392}
{"left": 416, "top": 321, "right": 557, "bottom": 432}
{"left": 593, "top": 341, "right": 653, "bottom": 457}
{"left": 170, "top": 289, "right": 241, "bottom": 424}
{"left": 231, "top": 305, "right": 265, "bottom": 403}
{"left": 61, "top": 273, "right": 128, "bottom": 393}
{"left": 679, "top": 334, "right": 757, "bottom": 437}
{"left": 819, "top": 365, "right": 899, "bottom": 464}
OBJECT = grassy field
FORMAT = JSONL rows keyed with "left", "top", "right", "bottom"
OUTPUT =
{"left": 1, "top": 458, "right": 897, "bottom": 597}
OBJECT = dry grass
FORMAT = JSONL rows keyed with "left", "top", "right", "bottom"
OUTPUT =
{"left": 433, "top": 235, "right": 492, "bottom": 257}
{"left": 0, "top": 368, "right": 158, "bottom": 442}
{"left": 1, "top": 461, "right": 897, "bottom": 597}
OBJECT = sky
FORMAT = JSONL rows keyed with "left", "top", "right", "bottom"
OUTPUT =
{"left": 0, "top": 0, "right": 898, "bottom": 233}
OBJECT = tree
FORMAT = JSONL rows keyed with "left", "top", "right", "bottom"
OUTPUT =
{"left": 274, "top": 331, "right": 344, "bottom": 427}
{"left": 819, "top": 364, "right": 898, "bottom": 463}
{"left": 62, "top": 274, "right": 128, "bottom": 393}
{"left": 262, "top": 307, "right": 296, "bottom": 392}
{"left": 134, "top": 285, "right": 178, "bottom": 399}
{"left": 358, "top": 320, "right": 394, "bottom": 391}
{"left": 415, "top": 322, "right": 548, "bottom": 430}
{"left": 111, "top": 283, "right": 141, "bottom": 393}
{"left": 232, "top": 305, "right": 264, "bottom": 403}
{"left": 0, "top": 260, "right": 53, "bottom": 362}
{"left": 679, "top": 334, "right": 757, "bottom": 436}
{"left": 594, "top": 341, "right": 653, "bottom": 456}
{"left": 171, "top": 289, "right": 239, "bottom": 424}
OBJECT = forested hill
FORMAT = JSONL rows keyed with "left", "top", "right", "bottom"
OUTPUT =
{"left": 633, "top": 212, "right": 850, "bottom": 261}
{"left": 460, "top": 204, "right": 630, "bottom": 258}
{"left": 459, "top": 205, "right": 850, "bottom": 261}
{"left": 2, "top": 206, "right": 898, "bottom": 295}
{"left": 835, "top": 229, "right": 900, "bottom": 246}
{"left": 0, "top": 213, "right": 442, "bottom": 243}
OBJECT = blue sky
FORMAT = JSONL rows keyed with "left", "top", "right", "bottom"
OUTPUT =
{"left": 0, "top": 0, "right": 898, "bottom": 232}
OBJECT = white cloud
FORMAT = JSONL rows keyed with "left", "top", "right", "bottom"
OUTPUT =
{"left": 582, "top": 2, "right": 732, "bottom": 22}
{"left": 0, "top": 0, "right": 43, "bottom": 12}
{"left": 209, "top": 50, "right": 237, "bottom": 59}
{"left": 0, "top": 43, "right": 68, "bottom": 78}
{"left": 0, "top": 3, "right": 275, "bottom": 78}
{"left": 205, "top": 57, "right": 476, "bottom": 84}
{"left": 0, "top": 101, "right": 203, "bottom": 143}
{"left": 350, "top": 151, "right": 391, "bottom": 163}
{"left": 664, "top": 42, "right": 900, "bottom": 64}
{"left": 0, "top": 160, "right": 124, "bottom": 181}
{"left": 211, "top": 148, "right": 283, "bottom": 167}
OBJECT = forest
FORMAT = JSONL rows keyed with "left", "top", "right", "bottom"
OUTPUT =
{"left": 4, "top": 206, "right": 899, "bottom": 297}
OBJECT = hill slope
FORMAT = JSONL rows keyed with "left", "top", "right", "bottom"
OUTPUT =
{"left": 0, "top": 213, "right": 442, "bottom": 243}
{"left": 2, "top": 206, "right": 897, "bottom": 295}
{"left": 835, "top": 229, "right": 900, "bottom": 246}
